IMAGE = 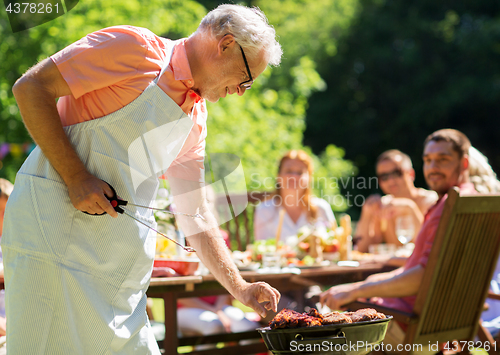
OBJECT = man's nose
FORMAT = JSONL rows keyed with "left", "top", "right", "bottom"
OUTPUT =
{"left": 426, "top": 160, "right": 440, "bottom": 170}
{"left": 237, "top": 85, "right": 246, "bottom": 96}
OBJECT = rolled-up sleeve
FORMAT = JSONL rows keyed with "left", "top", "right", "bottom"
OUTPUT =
{"left": 51, "top": 28, "right": 149, "bottom": 99}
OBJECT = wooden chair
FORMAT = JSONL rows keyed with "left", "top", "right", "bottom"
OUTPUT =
{"left": 215, "top": 191, "right": 269, "bottom": 251}
{"left": 346, "top": 187, "right": 500, "bottom": 354}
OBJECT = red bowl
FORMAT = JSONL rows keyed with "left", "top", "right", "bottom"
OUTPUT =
{"left": 153, "top": 258, "right": 199, "bottom": 276}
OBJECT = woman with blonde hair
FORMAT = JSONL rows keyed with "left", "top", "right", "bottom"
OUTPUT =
{"left": 468, "top": 146, "right": 500, "bottom": 193}
{"left": 254, "top": 150, "right": 336, "bottom": 243}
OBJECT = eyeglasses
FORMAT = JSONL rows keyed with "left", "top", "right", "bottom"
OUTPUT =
{"left": 238, "top": 44, "right": 253, "bottom": 89}
{"left": 377, "top": 168, "right": 403, "bottom": 182}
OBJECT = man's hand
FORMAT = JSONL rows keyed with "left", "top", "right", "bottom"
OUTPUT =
{"left": 362, "top": 194, "right": 382, "bottom": 215}
{"left": 319, "top": 282, "right": 360, "bottom": 311}
{"left": 379, "top": 197, "right": 424, "bottom": 228}
{"left": 66, "top": 171, "right": 118, "bottom": 217}
{"left": 236, "top": 281, "right": 280, "bottom": 318}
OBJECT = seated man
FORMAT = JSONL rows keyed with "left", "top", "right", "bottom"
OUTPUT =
{"left": 320, "top": 129, "right": 476, "bottom": 353}
{"left": 355, "top": 149, "right": 438, "bottom": 253}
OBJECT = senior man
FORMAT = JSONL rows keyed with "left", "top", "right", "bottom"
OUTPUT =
{"left": 4, "top": 4, "right": 282, "bottom": 354}
{"left": 320, "top": 129, "right": 476, "bottom": 353}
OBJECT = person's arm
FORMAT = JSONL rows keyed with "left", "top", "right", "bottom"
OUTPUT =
{"left": 168, "top": 176, "right": 279, "bottom": 318}
{"left": 363, "top": 266, "right": 404, "bottom": 282}
{"left": 177, "top": 296, "right": 233, "bottom": 332}
{"left": 0, "top": 316, "right": 5, "bottom": 337}
{"left": 12, "top": 58, "right": 117, "bottom": 217}
{"left": 214, "top": 295, "right": 233, "bottom": 332}
{"left": 416, "top": 190, "right": 439, "bottom": 215}
{"left": 319, "top": 264, "right": 424, "bottom": 311}
{"left": 177, "top": 297, "right": 219, "bottom": 312}
{"left": 354, "top": 194, "right": 383, "bottom": 252}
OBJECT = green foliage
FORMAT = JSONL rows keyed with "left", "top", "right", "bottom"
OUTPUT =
{"left": 305, "top": 0, "right": 500, "bottom": 215}
{"left": 314, "top": 145, "right": 357, "bottom": 211}
{"left": 0, "top": 0, "right": 357, "bottom": 213}
{"left": 0, "top": 0, "right": 206, "bottom": 179}
{"left": 207, "top": 0, "right": 360, "bottom": 206}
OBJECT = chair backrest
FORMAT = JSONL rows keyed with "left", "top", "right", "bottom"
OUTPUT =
{"left": 406, "top": 187, "right": 500, "bottom": 345}
{"left": 215, "top": 191, "right": 269, "bottom": 251}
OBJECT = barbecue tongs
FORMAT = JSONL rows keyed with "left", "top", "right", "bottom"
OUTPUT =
{"left": 86, "top": 182, "right": 203, "bottom": 253}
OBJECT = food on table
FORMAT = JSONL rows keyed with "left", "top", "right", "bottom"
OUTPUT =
{"left": 153, "top": 258, "right": 199, "bottom": 276}
{"left": 268, "top": 307, "right": 386, "bottom": 329}
{"left": 247, "top": 215, "right": 356, "bottom": 267}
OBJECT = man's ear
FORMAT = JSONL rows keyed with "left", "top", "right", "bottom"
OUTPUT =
{"left": 218, "top": 34, "right": 236, "bottom": 55}
{"left": 408, "top": 168, "right": 415, "bottom": 181}
{"left": 462, "top": 155, "right": 469, "bottom": 171}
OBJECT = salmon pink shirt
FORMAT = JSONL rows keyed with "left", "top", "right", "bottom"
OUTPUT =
{"left": 51, "top": 25, "right": 207, "bottom": 181}
{"left": 373, "top": 183, "right": 477, "bottom": 318}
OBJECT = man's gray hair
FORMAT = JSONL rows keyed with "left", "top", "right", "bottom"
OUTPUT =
{"left": 197, "top": 4, "right": 282, "bottom": 66}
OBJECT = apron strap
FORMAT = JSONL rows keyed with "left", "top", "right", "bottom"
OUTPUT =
{"left": 154, "top": 40, "right": 178, "bottom": 84}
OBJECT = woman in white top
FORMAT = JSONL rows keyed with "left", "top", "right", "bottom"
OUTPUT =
{"left": 254, "top": 150, "right": 336, "bottom": 243}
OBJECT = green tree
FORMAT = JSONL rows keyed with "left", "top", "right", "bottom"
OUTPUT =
{"left": 1, "top": 0, "right": 357, "bottom": 213}
{"left": 206, "top": 0, "right": 360, "bottom": 208}
{"left": 305, "top": 0, "right": 500, "bottom": 214}
{"left": 0, "top": 0, "right": 206, "bottom": 180}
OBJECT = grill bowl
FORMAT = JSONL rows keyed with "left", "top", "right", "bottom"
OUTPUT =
{"left": 258, "top": 316, "right": 391, "bottom": 355}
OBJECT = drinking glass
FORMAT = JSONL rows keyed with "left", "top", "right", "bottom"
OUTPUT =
{"left": 261, "top": 252, "right": 281, "bottom": 273}
{"left": 395, "top": 216, "right": 415, "bottom": 245}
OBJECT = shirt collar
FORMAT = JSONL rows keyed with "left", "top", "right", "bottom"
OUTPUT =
{"left": 171, "top": 38, "right": 193, "bottom": 82}
{"left": 170, "top": 38, "right": 202, "bottom": 103}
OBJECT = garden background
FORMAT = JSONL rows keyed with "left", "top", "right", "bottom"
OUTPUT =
{"left": 1, "top": 0, "right": 499, "bottom": 218}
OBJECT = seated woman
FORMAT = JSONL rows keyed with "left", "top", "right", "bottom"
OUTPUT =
{"left": 254, "top": 149, "right": 336, "bottom": 245}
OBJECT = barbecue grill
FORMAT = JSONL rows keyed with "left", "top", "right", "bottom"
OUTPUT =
{"left": 258, "top": 317, "right": 392, "bottom": 355}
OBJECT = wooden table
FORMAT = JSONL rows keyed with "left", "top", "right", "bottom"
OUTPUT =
{"left": 146, "top": 261, "right": 394, "bottom": 355}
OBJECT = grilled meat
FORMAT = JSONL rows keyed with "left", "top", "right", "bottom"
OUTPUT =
{"left": 269, "top": 308, "right": 322, "bottom": 329}
{"left": 269, "top": 309, "right": 302, "bottom": 329}
{"left": 347, "top": 308, "right": 386, "bottom": 323}
{"left": 307, "top": 308, "right": 323, "bottom": 320}
{"left": 268, "top": 308, "right": 386, "bottom": 329}
{"left": 322, "top": 311, "right": 353, "bottom": 324}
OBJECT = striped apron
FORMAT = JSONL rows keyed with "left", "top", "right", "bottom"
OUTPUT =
{"left": 2, "top": 40, "right": 193, "bottom": 354}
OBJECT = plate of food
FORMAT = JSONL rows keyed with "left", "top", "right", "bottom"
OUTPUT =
{"left": 237, "top": 262, "right": 261, "bottom": 271}
{"left": 295, "top": 260, "right": 331, "bottom": 269}
{"left": 153, "top": 257, "right": 200, "bottom": 276}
